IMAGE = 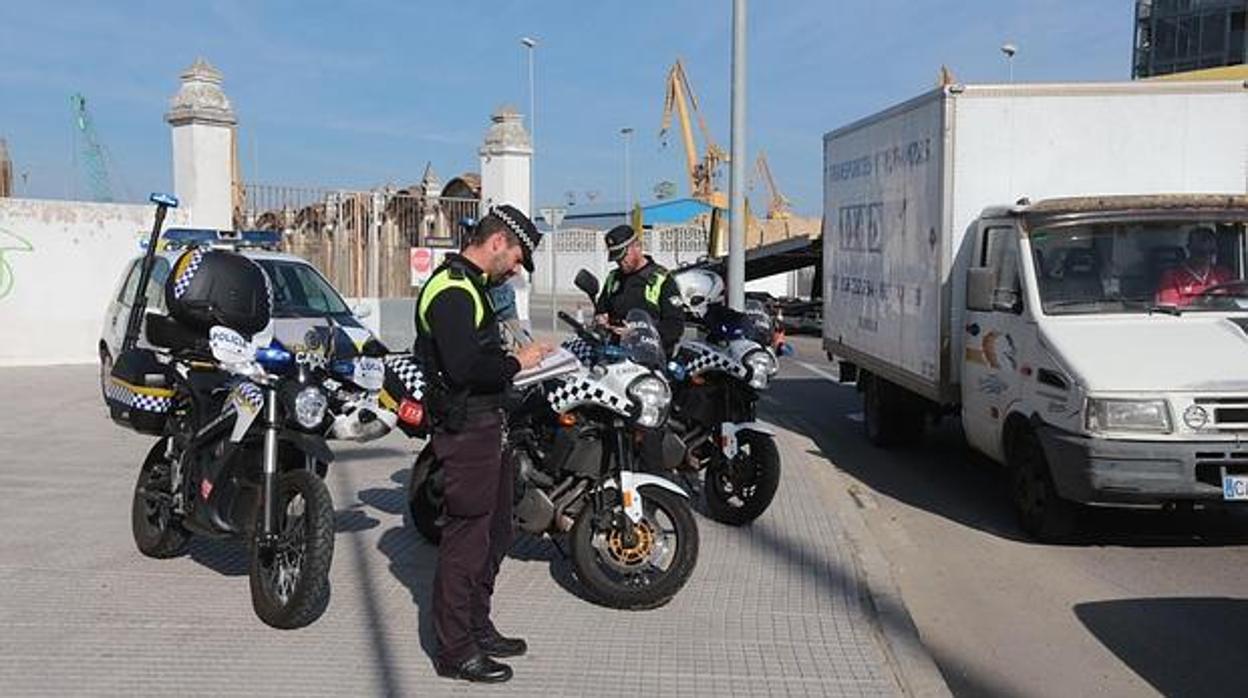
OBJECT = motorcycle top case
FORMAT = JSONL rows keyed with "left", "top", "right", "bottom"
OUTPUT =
{"left": 106, "top": 347, "right": 173, "bottom": 435}
{"left": 164, "top": 248, "right": 272, "bottom": 337}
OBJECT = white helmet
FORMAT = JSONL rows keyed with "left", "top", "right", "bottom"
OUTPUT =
{"left": 673, "top": 268, "right": 725, "bottom": 317}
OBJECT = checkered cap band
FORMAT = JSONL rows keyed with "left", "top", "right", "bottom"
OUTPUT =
{"left": 490, "top": 205, "right": 537, "bottom": 257}
{"left": 384, "top": 354, "right": 426, "bottom": 400}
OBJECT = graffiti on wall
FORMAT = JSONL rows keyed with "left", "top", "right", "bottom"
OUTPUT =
{"left": 0, "top": 226, "right": 34, "bottom": 300}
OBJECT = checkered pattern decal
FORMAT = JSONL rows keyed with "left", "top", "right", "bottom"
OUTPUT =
{"left": 561, "top": 337, "right": 597, "bottom": 365}
{"left": 105, "top": 380, "right": 172, "bottom": 414}
{"left": 681, "top": 343, "right": 749, "bottom": 379}
{"left": 546, "top": 374, "right": 631, "bottom": 415}
{"left": 229, "top": 380, "right": 265, "bottom": 414}
{"left": 172, "top": 248, "right": 205, "bottom": 299}
{"left": 384, "top": 354, "right": 426, "bottom": 400}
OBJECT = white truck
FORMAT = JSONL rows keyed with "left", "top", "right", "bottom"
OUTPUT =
{"left": 821, "top": 80, "right": 1248, "bottom": 539}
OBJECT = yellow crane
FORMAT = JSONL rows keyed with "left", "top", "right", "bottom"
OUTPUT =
{"left": 659, "top": 59, "right": 728, "bottom": 208}
{"left": 753, "top": 150, "right": 792, "bottom": 220}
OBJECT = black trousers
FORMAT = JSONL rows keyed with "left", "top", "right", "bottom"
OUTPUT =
{"left": 430, "top": 409, "right": 514, "bottom": 666}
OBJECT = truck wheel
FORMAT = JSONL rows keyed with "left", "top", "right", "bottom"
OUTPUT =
{"left": 862, "top": 375, "right": 924, "bottom": 448}
{"left": 1009, "top": 427, "right": 1077, "bottom": 542}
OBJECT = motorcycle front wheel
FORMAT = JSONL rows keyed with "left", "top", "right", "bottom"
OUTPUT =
{"left": 703, "top": 432, "right": 781, "bottom": 526}
{"left": 248, "top": 470, "right": 335, "bottom": 629}
{"left": 570, "top": 485, "right": 699, "bottom": 610}
{"left": 131, "top": 437, "right": 190, "bottom": 559}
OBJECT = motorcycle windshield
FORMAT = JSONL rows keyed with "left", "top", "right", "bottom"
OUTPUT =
{"left": 619, "top": 309, "right": 666, "bottom": 369}
{"left": 743, "top": 300, "right": 774, "bottom": 346}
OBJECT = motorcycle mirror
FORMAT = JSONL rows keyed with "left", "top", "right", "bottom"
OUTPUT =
{"left": 574, "top": 269, "right": 600, "bottom": 301}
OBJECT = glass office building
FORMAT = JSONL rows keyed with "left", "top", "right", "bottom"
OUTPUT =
{"left": 1133, "top": 0, "right": 1247, "bottom": 78}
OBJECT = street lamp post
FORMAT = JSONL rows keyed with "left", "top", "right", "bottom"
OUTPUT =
{"left": 521, "top": 36, "right": 537, "bottom": 213}
{"left": 728, "top": 0, "right": 747, "bottom": 309}
{"left": 620, "top": 127, "right": 634, "bottom": 222}
{"left": 1001, "top": 42, "right": 1017, "bottom": 83}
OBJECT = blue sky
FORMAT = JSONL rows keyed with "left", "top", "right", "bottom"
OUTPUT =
{"left": 0, "top": 1, "right": 1132, "bottom": 216}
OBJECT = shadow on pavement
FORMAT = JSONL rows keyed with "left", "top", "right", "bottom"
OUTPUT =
{"left": 1074, "top": 597, "right": 1248, "bottom": 698}
{"left": 769, "top": 374, "right": 1248, "bottom": 547}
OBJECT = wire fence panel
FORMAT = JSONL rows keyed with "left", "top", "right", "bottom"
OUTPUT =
{"left": 238, "top": 184, "right": 478, "bottom": 297}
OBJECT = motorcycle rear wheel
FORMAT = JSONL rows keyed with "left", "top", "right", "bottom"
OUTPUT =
{"left": 570, "top": 485, "right": 699, "bottom": 610}
{"left": 249, "top": 470, "right": 335, "bottom": 629}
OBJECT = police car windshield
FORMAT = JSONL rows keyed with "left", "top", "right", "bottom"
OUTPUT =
{"left": 255, "top": 260, "right": 352, "bottom": 318}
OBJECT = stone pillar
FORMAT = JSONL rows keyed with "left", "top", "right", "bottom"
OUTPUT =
{"left": 165, "top": 58, "right": 236, "bottom": 230}
{"left": 479, "top": 106, "right": 534, "bottom": 326}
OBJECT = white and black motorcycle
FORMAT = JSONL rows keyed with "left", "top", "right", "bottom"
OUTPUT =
{"left": 667, "top": 296, "right": 782, "bottom": 525}
{"left": 407, "top": 311, "right": 700, "bottom": 610}
{"left": 107, "top": 205, "right": 338, "bottom": 629}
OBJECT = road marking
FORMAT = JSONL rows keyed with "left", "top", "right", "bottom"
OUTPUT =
{"left": 795, "top": 360, "right": 841, "bottom": 383}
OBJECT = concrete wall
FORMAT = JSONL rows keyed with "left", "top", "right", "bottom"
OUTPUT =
{"left": 0, "top": 198, "right": 191, "bottom": 366}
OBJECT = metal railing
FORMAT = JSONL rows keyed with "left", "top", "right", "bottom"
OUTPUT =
{"left": 236, "top": 184, "right": 478, "bottom": 297}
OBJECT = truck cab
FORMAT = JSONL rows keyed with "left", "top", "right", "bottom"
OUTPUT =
{"left": 962, "top": 195, "right": 1248, "bottom": 535}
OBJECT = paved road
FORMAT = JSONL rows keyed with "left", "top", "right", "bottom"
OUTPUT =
{"left": 774, "top": 337, "right": 1248, "bottom": 698}
{"left": 0, "top": 363, "right": 906, "bottom": 697}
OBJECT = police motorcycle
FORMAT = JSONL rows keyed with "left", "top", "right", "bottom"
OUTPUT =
{"left": 658, "top": 268, "right": 785, "bottom": 525}
{"left": 301, "top": 322, "right": 397, "bottom": 443}
{"left": 405, "top": 307, "right": 700, "bottom": 611}
{"left": 105, "top": 195, "right": 338, "bottom": 629}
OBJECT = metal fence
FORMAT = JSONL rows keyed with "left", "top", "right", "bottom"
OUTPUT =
{"left": 237, "top": 184, "right": 478, "bottom": 298}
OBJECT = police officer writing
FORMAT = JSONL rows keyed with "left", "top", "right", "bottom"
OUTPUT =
{"left": 595, "top": 224, "right": 685, "bottom": 354}
{"left": 415, "top": 204, "right": 550, "bottom": 684}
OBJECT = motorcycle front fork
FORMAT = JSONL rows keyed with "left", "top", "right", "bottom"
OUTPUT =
{"left": 260, "top": 385, "right": 279, "bottom": 540}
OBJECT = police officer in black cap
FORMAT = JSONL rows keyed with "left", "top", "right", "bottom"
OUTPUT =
{"left": 415, "top": 203, "right": 551, "bottom": 683}
{"left": 595, "top": 224, "right": 685, "bottom": 354}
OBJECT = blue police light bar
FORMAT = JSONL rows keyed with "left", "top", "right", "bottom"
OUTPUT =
{"left": 160, "top": 228, "right": 283, "bottom": 251}
{"left": 149, "top": 192, "right": 179, "bottom": 208}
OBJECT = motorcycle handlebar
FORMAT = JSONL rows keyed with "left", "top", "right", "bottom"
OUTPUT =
{"left": 557, "top": 311, "right": 601, "bottom": 344}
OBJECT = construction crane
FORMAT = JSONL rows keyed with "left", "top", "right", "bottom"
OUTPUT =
{"left": 753, "top": 150, "right": 792, "bottom": 220}
{"left": 70, "top": 93, "right": 118, "bottom": 202}
{"left": 659, "top": 59, "right": 728, "bottom": 208}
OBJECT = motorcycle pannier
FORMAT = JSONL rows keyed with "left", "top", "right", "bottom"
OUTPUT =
{"left": 106, "top": 347, "right": 173, "bottom": 435}
{"left": 164, "top": 248, "right": 272, "bottom": 336}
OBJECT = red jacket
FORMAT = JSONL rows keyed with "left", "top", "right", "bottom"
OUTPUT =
{"left": 1155, "top": 263, "right": 1234, "bottom": 306}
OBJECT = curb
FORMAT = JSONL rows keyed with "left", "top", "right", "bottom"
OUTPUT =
{"left": 782, "top": 422, "right": 952, "bottom": 698}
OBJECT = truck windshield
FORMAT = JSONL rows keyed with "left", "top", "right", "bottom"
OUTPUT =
{"left": 1030, "top": 220, "right": 1248, "bottom": 316}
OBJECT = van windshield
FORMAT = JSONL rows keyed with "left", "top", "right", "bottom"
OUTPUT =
{"left": 1029, "top": 220, "right": 1248, "bottom": 316}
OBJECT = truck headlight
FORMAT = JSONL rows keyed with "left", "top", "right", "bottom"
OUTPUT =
{"left": 1085, "top": 398, "right": 1171, "bottom": 435}
{"left": 628, "top": 375, "right": 671, "bottom": 427}
{"left": 293, "top": 386, "right": 328, "bottom": 429}
{"left": 743, "top": 349, "right": 777, "bottom": 389}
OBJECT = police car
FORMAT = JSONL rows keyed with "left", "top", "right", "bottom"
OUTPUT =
{"left": 99, "top": 228, "right": 379, "bottom": 396}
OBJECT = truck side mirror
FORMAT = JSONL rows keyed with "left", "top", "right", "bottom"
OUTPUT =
{"left": 967, "top": 268, "right": 995, "bottom": 311}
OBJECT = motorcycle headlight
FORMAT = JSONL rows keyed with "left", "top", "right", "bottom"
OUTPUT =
{"left": 293, "top": 386, "right": 329, "bottom": 429}
{"left": 627, "top": 375, "right": 671, "bottom": 428}
{"left": 1085, "top": 397, "right": 1171, "bottom": 435}
{"left": 744, "top": 349, "right": 777, "bottom": 389}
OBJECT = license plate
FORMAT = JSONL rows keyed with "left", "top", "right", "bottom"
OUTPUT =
{"left": 1223, "top": 475, "right": 1248, "bottom": 500}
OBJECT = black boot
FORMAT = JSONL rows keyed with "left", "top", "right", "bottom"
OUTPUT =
{"left": 477, "top": 629, "right": 528, "bottom": 658}
{"left": 435, "top": 653, "right": 513, "bottom": 683}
